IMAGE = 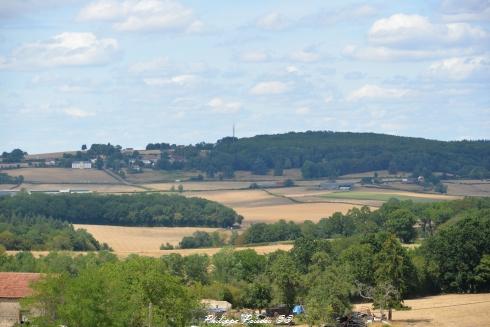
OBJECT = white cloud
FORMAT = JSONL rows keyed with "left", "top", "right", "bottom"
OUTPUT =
{"left": 324, "top": 95, "right": 333, "bottom": 104}
{"left": 368, "top": 14, "right": 487, "bottom": 47}
{"left": 347, "top": 84, "right": 412, "bottom": 101}
{"left": 290, "top": 49, "right": 320, "bottom": 62}
{"left": 427, "top": 56, "right": 489, "bottom": 80}
{"left": 144, "top": 74, "right": 198, "bottom": 86}
{"left": 256, "top": 12, "right": 287, "bottom": 30}
{"left": 207, "top": 97, "right": 242, "bottom": 113}
{"left": 240, "top": 51, "right": 269, "bottom": 63}
{"left": 295, "top": 106, "right": 310, "bottom": 115}
{"left": 129, "top": 56, "right": 168, "bottom": 73}
{"left": 64, "top": 107, "right": 95, "bottom": 118}
{"left": 78, "top": 0, "right": 202, "bottom": 33}
{"left": 0, "top": 32, "right": 118, "bottom": 69}
{"left": 250, "top": 81, "right": 289, "bottom": 95}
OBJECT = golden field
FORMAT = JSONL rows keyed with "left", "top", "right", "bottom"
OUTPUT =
{"left": 355, "top": 293, "right": 490, "bottom": 327}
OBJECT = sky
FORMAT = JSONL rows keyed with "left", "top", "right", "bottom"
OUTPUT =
{"left": 0, "top": 0, "right": 489, "bottom": 154}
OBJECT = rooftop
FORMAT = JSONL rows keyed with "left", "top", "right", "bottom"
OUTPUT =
{"left": 0, "top": 272, "right": 42, "bottom": 298}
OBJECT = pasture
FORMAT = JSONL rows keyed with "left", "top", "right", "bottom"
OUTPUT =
{"left": 321, "top": 190, "right": 458, "bottom": 203}
{"left": 355, "top": 293, "right": 490, "bottom": 326}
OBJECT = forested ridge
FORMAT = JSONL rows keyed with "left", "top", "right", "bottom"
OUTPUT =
{"left": 0, "top": 192, "right": 242, "bottom": 228}
{"left": 149, "top": 131, "right": 490, "bottom": 179}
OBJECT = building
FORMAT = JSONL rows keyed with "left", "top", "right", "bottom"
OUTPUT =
{"left": 71, "top": 161, "right": 92, "bottom": 169}
{"left": 201, "top": 299, "right": 232, "bottom": 313}
{"left": 0, "top": 273, "right": 42, "bottom": 327}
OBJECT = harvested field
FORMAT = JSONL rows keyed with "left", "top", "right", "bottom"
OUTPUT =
{"left": 124, "top": 169, "right": 198, "bottom": 183}
{"left": 74, "top": 225, "right": 229, "bottom": 252}
{"left": 16, "top": 183, "right": 144, "bottom": 193}
{"left": 6, "top": 244, "right": 293, "bottom": 258}
{"left": 234, "top": 202, "right": 363, "bottom": 224}
{"left": 2, "top": 168, "right": 119, "bottom": 184}
{"left": 444, "top": 179, "right": 490, "bottom": 197}
{"left": 355, "top": 293, "right": 490, "bottom": 327}
{"left": 148, "top": 181, "right": 252, "bottom": 191}
{"left": 321, "top": 191, "right": 459, "bottom": 203}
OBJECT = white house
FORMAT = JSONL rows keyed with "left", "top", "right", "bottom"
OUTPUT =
{"left": 72, "top": 161, "right": 92, "bottom": 169}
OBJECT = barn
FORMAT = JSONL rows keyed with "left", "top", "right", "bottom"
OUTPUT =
{"left": 0, "top": 272, "right": 42, "bottom": 327}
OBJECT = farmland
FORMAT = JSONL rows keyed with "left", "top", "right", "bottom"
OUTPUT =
{"left": 1, "top": 167, "right": 119, "bottom": 184}
{"left": 74, "top": 224, "right": 230, "bottom": 252}
{"left": 321, "top": 190, "right": 458, "bottom": 203}
{"left": 355, "top": 293, "right": 490, "bottom": 327}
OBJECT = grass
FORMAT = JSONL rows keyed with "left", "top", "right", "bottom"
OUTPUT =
{"left": 321, "top": 191, "right": 441, "bottom": 203}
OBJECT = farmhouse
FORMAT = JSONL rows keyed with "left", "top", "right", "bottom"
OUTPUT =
{"left": 72, "top": 161, "right": 92, "bottom": 169}
{"left": 319, "top": 181, "right": 354, "bottom": 191}
{"left": 0, "top": 272, "right": 42, "bottom": 327}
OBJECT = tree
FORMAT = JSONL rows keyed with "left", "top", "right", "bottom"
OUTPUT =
{"left": 305, "top": 267, "right": 352, "bottom": 326}
{"left": 241, "top": 278, "right": 272, "bottom": 310}
{"left": 252, "top": 158, "right": 268, "bottom": 175}
{"left": 273, "top": 161, "right": 284, "bottom": 176}
{"left": 268, "top": 252, "right": 301, "bottom": 310}
{"left": 81, "top": 144, "right": 87, "bottom": 151}
{"left": 373, "top": 234, "right": 413, "bottom": 320}
{"left": 385, "top": 208, "right": 417, "bottom": 243}
{"left": 178, "top": 184, "right": 184, "bottom": 193}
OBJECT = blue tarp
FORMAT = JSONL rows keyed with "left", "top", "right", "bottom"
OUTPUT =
{"left": 292, "top": 305, "right": 304, "bottom": 315}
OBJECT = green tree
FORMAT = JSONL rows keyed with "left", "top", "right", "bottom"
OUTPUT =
{"left": 385, "top": 208, "right": 417, "bottom": 243}
{"left": 268, "top": 252, "right": 301, "bottom": 310}
{"left": 241, "top": 278, "right": 272, "bottom": 310}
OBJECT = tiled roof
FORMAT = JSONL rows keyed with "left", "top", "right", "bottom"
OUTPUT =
{"left": 0, "top": 272, "right": 42, "bottom": 298}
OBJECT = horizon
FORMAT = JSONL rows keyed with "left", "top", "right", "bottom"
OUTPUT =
{"left": 1, "top": 1, "right": 489, "bottom": 153}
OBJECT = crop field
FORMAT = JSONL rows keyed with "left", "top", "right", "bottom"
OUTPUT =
{"left": 321, "top": 191, "right": 458, "bottom": 203}
{"left": 74, "top": 224, "right": 229, "bottom": 252}
{"left": 147, "top": 181, "right": 252, "bottom": 191}
{"left": 123, "top": 169, "right": 199, "bottom": 183}
{"left": 1, "top": 168, "right": 119, "bottom": 184}
{"left": 355, "top": 293, "right": 490, "bottom": 326}
{"left": 16, "top": 183, "right": 144, "bottom": 193}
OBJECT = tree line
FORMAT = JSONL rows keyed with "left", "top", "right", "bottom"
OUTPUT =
{"left": 147, "top": 131, "right": 490, "bottom": 179}
{"left": 0, "top": 172, "right": 24, "bottom": 184}
{"left": 179, "top": 197, "right": 489, "bottom": 247}
{"left": 0, "top": 213, "right": 109, "bottom": 251}
{"left": 0, "top": 192, "right": 243, "bottom": 228}
{"left": 1, "top": 205, "right": 488, "bottom": 326}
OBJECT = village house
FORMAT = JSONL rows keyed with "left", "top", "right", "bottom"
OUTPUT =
{"left": 71, "top": 161, "right": 92, "bottom": 169}
{"left": 0, "top": 272, "right": 42, "bottom": 327}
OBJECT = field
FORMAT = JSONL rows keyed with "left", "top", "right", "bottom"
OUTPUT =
{"left": 74, "top": 224, "right": 230, "bottom": 252}
{"left": 355, "top": 293, "right": 490, "bottom": 326}
{"left": 1, "top": 168, "right": 119, "bottom": 184}
{"left": 321, "top": 191, "right": 459, "bottom": 203}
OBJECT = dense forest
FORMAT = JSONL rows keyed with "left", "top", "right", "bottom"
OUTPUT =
{"left": 149, "top": 131, "right": 490, "bottom": 179}
{"left": 0, "top": 192, "right": 243, "bottom": 228}
{"left": 1, "top": 201, "right": 489, "bottom": 325}
{"left": 0, "top": 213, "right": 108, "bottom": 251}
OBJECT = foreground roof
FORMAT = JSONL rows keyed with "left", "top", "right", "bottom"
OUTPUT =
{"left": 0, "top": 272, "right": 42, "bottom": 298}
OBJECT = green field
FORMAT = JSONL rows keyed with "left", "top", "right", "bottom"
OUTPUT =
{"left": 321, "top": 191, "right": 440, "bottom": 203}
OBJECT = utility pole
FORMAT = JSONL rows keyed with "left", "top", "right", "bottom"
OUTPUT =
{"left": 148, "top": 302, "right": 152, "bottom": 327}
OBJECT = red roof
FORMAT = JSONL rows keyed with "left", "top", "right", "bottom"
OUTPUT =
{"left": 0, "top": 272, "right": 42, "bottom": 298}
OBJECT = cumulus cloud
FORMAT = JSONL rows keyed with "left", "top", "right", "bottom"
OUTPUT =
{"left": 0, "top": 32, "right": 118, "bottom": 69}
{"left": 64, "top": 107, "right": 95, "bottom": 118}
{"left": 347, "top": 84, "right": 412, "bottom": 101}
{"left": 368, "top": 14, "right": 487, "bottom": 47}
{"left": 427, "top": 56, "right": 490, "bottom": 81}
{"left": 207, "top": 97, "right": 242, "bottom": 113}
{"left": 78, "top": 0, "right": 202, "bottom": 33}
{"left": 256, "top": 12, "right": 288, "bottom": 30}
{"left": 250, "top": 81, "right": 289, "bottom": 95}
{"left": 144, "top": 74, "right": 198, "bottom": 86}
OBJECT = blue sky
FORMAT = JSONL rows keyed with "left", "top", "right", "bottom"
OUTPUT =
{"left": 1, "top": 0, "right": 489, "bottom": 153}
